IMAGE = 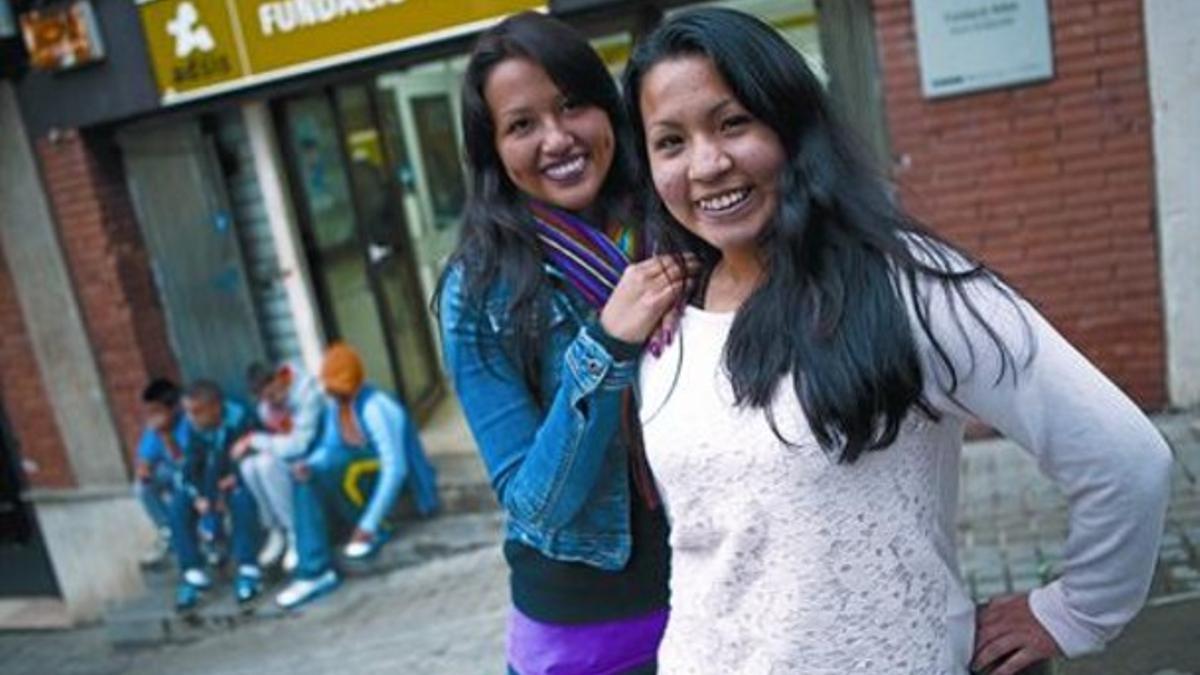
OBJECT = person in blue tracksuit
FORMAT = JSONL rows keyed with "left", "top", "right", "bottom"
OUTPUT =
{"left": 275, "top": 343, "right": 439, "bottom": 610}
{"left": 133, "top": 378, "right": 189, "bottom": 565}
{"left": 170, "top": 380, "right": 263, "bottom": 610}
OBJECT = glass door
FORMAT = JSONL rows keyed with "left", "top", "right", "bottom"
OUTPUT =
{"left": 277, "top": 85, "right": 442, "bottom": 414}
{"left": 376, "top": 62, "right": 468, "bottom": 306}
{"left": 335, "top": 84, "right": 442, "bottom": 414}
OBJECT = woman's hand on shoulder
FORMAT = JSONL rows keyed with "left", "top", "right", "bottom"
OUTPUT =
{"left": 600, "top": 254, "right": 700, "bottom": 344}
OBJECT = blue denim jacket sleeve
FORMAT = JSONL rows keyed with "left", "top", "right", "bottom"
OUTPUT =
{"left": 439, "top": 266, "right": 636, "bottom": 532}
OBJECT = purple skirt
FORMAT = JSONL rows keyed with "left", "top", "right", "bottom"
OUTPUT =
{"left": 506, "top": 606, "right": 668, "bottom": 675}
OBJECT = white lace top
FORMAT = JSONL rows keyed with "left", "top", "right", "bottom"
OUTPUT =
{"left": 638, "top": 277, "right": 1171, "bottom": 674}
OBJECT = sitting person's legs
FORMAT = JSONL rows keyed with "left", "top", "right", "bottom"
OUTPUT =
{"left": 293, "top": 447, "right": 347, "bottom": 577}
{"left": 168, "top": 489, "right": 211, "bottom": 610}
{"left": 134, "top": 461, "right": 176, "bottom": 562}
{"left": 169, "top": 489, "right": 203, "bottom": 577}
{"left": 135, "top": 464, "right": 173, "bottom": 529}
{"left": 227, "top": 484, "right": 264, "bottom": 603}
{"left": 239, "top": 451, "right": 295, "bottom": 567}
{"left": 259, "top": 453, "right": 295, "bottom": 532}
{"left": 276, "top": 446, "right": 351, "bottom": 609}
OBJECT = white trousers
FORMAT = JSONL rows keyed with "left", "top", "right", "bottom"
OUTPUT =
{"left": 239, "top": 451, "right": 294, "bottom": 532}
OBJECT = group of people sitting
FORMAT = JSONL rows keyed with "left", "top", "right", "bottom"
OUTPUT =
{"left": 132, "top": 343, "right": 440, "bottom": 611}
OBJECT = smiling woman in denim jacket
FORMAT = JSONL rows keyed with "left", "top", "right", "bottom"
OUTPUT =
{"left": 435, "top": 11, "right": 694, "bottom": 675}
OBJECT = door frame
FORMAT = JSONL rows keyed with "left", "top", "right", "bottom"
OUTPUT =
{"left": 377, "top": 64, "right": 467, "bottom": 237}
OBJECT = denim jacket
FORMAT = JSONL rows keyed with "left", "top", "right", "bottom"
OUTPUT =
{"left": 439, "top": 264, "right": 638, "bottom": 571}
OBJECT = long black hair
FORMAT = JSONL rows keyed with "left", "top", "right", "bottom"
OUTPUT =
{"left": 434, "top": 11, "right": 637, "bottom": 397}
{"left": 623, "top": 8, "right": 1030, "bottom": 462}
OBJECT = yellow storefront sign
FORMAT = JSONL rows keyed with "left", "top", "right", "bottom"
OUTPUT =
{"left": 137, "top": 0, "right": 544, "bottom": 105}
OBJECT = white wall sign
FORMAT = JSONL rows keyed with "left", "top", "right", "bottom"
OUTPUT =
{"left": 913, "top": 0, "right": 1054, "bottom": 98}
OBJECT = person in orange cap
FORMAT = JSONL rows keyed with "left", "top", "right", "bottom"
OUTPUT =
{"left": 274, "top": 343, "right": 439, "bottom": 610}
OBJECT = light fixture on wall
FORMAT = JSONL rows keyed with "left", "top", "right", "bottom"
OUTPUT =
{"left": 19, "top": 0, "right": 105, "bottom": 72}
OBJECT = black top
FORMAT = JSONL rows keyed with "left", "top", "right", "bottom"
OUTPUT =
{"left": 505, "top": 476, "right": 671, "bottom": 624}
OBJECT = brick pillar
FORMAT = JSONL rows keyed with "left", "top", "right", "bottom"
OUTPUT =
{"left": 36, "top": 129, "right": 179, "bottom": 461}
{"left": 0, "top": 247, "right": 74, "bottom": 489}
{"left": 873, "top": 0, "right": 1165, "bottom": 407}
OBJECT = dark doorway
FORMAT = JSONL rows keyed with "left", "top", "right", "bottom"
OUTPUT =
{"left": 0, "top": 411, "right": 59, "bottom": 597}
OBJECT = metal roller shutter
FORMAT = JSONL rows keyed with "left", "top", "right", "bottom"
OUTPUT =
{"left": 214, "top": 111, "right": 303, "bottom": 365}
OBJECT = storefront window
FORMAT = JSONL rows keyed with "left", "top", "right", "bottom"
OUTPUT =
{"left": 287, "top": 99, "right": 357, "bottom": 249}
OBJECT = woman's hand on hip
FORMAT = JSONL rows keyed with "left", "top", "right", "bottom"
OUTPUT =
{"left": 600, "top": 254, "right": 700, "bottom": 344}
{"left": 972, "top": 593, "right": 1061, "bottom": 675}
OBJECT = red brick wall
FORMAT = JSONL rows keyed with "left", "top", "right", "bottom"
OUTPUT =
{"left": 36, "top": 129, "right": 180, "bottom": 463}
{"left": 873, "top": 0, "right": 1165, "bottom": 407}
{"left": 0, "top": 246, "right": 74, "bottom": 489}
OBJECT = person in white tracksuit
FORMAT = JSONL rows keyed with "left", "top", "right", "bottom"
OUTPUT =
{"left": 231, "top": 361, "right": 324, "bottom": 570}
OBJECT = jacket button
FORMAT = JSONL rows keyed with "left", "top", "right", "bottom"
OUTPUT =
{"left": 587, "top": 360, "right": 601, "bottom": 374}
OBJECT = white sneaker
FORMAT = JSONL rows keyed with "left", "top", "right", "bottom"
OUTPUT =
{"left": 182, "top": 568, "right": 212, "bottom": 589}
{"left": 275, "top": 569, "right": 339, "bottom": 610}
{"left": 343, "top": 530, "right": 388, "bottom": 560}
{"left": 257, "top": 528, "right": 287, "bottom": 567}
{"left": 343, "top": 539, "right": 373, "bottom": 559}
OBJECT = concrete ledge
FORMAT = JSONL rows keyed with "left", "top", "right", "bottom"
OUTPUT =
{"left": 25, "top": 485, "right": 132, "bottom": 504}
{"left": 0, "top": 598, "right": 71, "bottom": 630}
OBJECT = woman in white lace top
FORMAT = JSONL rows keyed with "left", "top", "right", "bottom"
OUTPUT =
{"left": 621, "top": 8, "right": 1172, "bottom": 675}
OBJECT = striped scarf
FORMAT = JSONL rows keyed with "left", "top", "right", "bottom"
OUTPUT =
{"left": 529, "top": 200, "right": 660, "bottom": 510}
{"left": 529, "top": 200, "right": 639, "bottom": 309}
